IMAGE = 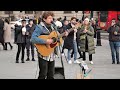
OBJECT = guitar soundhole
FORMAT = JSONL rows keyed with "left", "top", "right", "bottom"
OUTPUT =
{"left": 52, "top": 37, "right": 57, "bottom": 43}
{"left": 50, "top": 37, "right": 57, "bottom": 48}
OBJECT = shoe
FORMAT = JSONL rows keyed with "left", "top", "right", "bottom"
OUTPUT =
{"left": 68, "top": 60, "right": 72, "bottom": 64}
{"left": 117, "top": 62, "right": 120, "bottom": 64}
{"left": 32, "top": 58, "right": 35, "bottom": 61}
{"left": 16, "top": 61, "right": 19, "bottom": 63}
{"left": 61, "top": 53, "right": 64, "bottom": 56}
{"left": 112, "top": 61, "right": 115, "bottom": 64}
{"left": 82, "top": 61, "right": 85, "bottom": 63}
{"left": 90, "top": 61, "right": 94, "bottom": 64}
{"left": 74, "top": 60, "right": 81, "bottom": 64}
{"left": 26, "top": 58, "right": 30, "bottom": 61}
{"left": 21, "top": 61, "right": 25, "bottom": 63}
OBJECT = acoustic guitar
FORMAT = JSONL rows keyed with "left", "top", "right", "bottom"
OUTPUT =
{"left": 34, "top": 26, "right": 77, "bottom": 57}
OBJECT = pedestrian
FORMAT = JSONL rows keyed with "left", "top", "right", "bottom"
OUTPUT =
{"left": 31, "top": 11, "right": 68, "bottom": 79}
{"left": 91, "top": 18, "right": 97, "bottom": 48}
{"left": 15, "top": 19, "right": 27, "bottom": 63}
{"left": 26, "top": 19, "right": 36, "bottom": 61}
{"left": 61, "top": 20, "right": 69, "bottom": 55}
{"left": 107, "top": 18, "right": 120, "bottom": 64}
{"left": 64, "top": 17, "right": 81, "bottom": 64}
{"left": 71, "top": 19, "right": 83, "bottom": 59}
{"left": 79, "top": 18, "right": 95, "bottom": 64}
{"left": 3, "top": 18, "right": 13, "bottom": 50}
{"left": 0, "top": 17, "right": 5, "bottom": 50}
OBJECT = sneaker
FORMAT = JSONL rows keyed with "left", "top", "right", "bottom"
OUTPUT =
{"left": 90, "top": 61, "right": 94, "bottom": 64}
{"left": 74, "top": 60, "right": 81, "bottom": 64}
{"left": 82, "top": 61, "right": 85, "bottom": 63}
{"left": 61, "top": 53, "right": 64, "bottom": 56}
{"left": 26, "top": 58, "right": 30, "bottom": 61}
{"left": 32, "top": 58, "right": 35, "bottom": 61}
{"left": 16, "top": 61, "right": 19, "bottom": 63}
{"left": 68, "top": 60, "right": 72, "bottom": 64}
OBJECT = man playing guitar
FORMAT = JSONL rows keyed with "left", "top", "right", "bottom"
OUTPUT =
{"left": 31, "top": 11, "right": 68, "bottom": 79}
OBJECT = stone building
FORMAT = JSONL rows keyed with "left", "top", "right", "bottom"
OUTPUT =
{"left": 0, "top": 11, "right": 98, "bottom": 21}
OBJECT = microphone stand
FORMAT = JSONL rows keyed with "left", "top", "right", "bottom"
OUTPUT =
{"left": 52, "top": 21, "right": 66, "bottom": 79}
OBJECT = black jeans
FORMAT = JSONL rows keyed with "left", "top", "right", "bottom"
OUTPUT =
{"left": 5, "top": 42, "right": 12, "bottom": 50}
{"left": 38, "top": 57, "right": 55, "bottom": 79}
{"left": 83, "top": 52, "right": 92, "bottom": 61}
{"left": 16, "top": 43, "right": 26, "bottom": 61}
{"left": 26, "top": 42, "right": 35, "bottom": 59}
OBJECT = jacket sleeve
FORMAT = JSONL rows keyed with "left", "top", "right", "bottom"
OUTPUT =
{"left": 79, "top": 28, "right": 85, "bottom": 35}
{"left": 86, "top": 26, "right": 94, "bottom": 36}
{"left": 31, "top": 26, "right": 47, "bottom": 44}
{"left": 107, "top": 27, "right": 111, "bottom": 33}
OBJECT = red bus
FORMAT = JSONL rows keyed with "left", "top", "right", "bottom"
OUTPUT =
{"left": 98, "top": 11, "right": 120, "bottom": 30}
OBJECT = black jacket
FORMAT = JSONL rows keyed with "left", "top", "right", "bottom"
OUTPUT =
{"left": 64, "top": 23, "right": 74, "bottom": 50}
{"left": 15, "top": 26, "right": 26, "bottom": 44}
{"left": 0, "top": 19, "right": 4, "bottom": 43}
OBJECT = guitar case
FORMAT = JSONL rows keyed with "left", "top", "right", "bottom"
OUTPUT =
{"left": 54, "top": 46, "right": 65, "bottom": 79}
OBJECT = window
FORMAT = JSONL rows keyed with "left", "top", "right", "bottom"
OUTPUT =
{"left": 100, "top": 11, "right": 108, "bottom": 22}
{"left": 64, "top": 11, "right": 72, "bottom": 14}
{"left": 25, "top": 11, "right": 33, "bottom": 14}
{"left": 4, "top": 11, "right": 13, "bottom": 14}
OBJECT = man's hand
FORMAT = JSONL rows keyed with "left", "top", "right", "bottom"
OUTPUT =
{"left": 114, "top": 31, "right": 118, "bottom": 35}
{"left": 46, "top": 39, "right": 53, "bottom": 45}
{"left": 64, "top": 31, "right": 68, "bottom": 36}
{"left": 74, "top": 29, "right": 77, "bottom": 32}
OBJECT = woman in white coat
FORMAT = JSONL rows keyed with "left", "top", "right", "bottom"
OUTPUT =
{"left": 3, "top": 19, "right": 13, "bottom": 50}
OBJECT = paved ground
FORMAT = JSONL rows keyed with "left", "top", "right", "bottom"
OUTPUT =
{"left": 0, "top": 31, "right": 120, "bottom": 79}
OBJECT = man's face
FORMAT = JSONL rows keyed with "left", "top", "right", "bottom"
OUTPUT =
{"left": 64, "top": 20, "right": 69, "bottom": 25}
{"left": 111, "top": 20, "right": 116, "bottom": 26}
{"left": 71, "top": 19, "right": 76, "bottom": 25}
{"left": 29, "top": 21, "right": 33, "bottom": 25}
{"left": 22, "top": 21, "right": 26, "bottom": 27}
{"left": 43, "top": 16, "right": 53, "bottom": 25}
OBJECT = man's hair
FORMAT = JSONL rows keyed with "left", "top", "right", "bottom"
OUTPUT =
{"left": 22, "top": 19, "right": 26, "bottom": 22}
{"left": 71, "top": 17, "right": 77, "bottom": 21}
{"left": 112, "top": 18, "right": 116, "bottom": 21}
{"left": 28, "top": 19, "right": 33, "bottom": 23}
{"left": 42, "top": 11, "right": 54, "bottom": 19}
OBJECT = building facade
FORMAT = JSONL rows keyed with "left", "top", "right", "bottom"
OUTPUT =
{"left": 0, "top": 11, "right": 98, "bottom": 21}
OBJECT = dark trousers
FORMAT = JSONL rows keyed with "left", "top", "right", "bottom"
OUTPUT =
{"left": 83, "top": 52, "right": 92, "bottom": 61}
{"left": 16, "top": 43, "right": 26, "bottom": 61}
{"left": 38, "top": 57, "right": 55, "bottom": 79}
{"left": 26, "top": 42, "right": 35, "bottom": 59}
{"left": 5, "top": 42, "right": 12, "bottom": 50}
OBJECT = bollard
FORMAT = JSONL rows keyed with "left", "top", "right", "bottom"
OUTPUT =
{"left": 96, "top": 29, "right": 102, "bottom": 46}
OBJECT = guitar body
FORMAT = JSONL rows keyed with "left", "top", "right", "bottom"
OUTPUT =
{"left": 34, "top": 31, "right": 63, "bottom": 57}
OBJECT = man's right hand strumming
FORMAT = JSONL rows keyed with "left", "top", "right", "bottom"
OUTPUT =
{"left": 46, "top": 39, "right": 53, "bottom": 45}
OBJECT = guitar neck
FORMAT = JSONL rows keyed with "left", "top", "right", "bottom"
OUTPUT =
{"left": 58, "top": 27, "right": 76, "bottom": 38}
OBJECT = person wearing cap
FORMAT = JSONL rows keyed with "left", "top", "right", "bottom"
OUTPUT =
{"left": 26, "top": 19, "right": 36, "bottom": 61}
{"left": 15, "top": 19, "right": 27, "bottom": 63}
{"left": 79, "top": 18, "right": 95, "bottom": 64}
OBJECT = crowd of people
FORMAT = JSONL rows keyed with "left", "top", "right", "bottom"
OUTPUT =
{"left": 1, "top": 11, "right": 120, "bottom": 79}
